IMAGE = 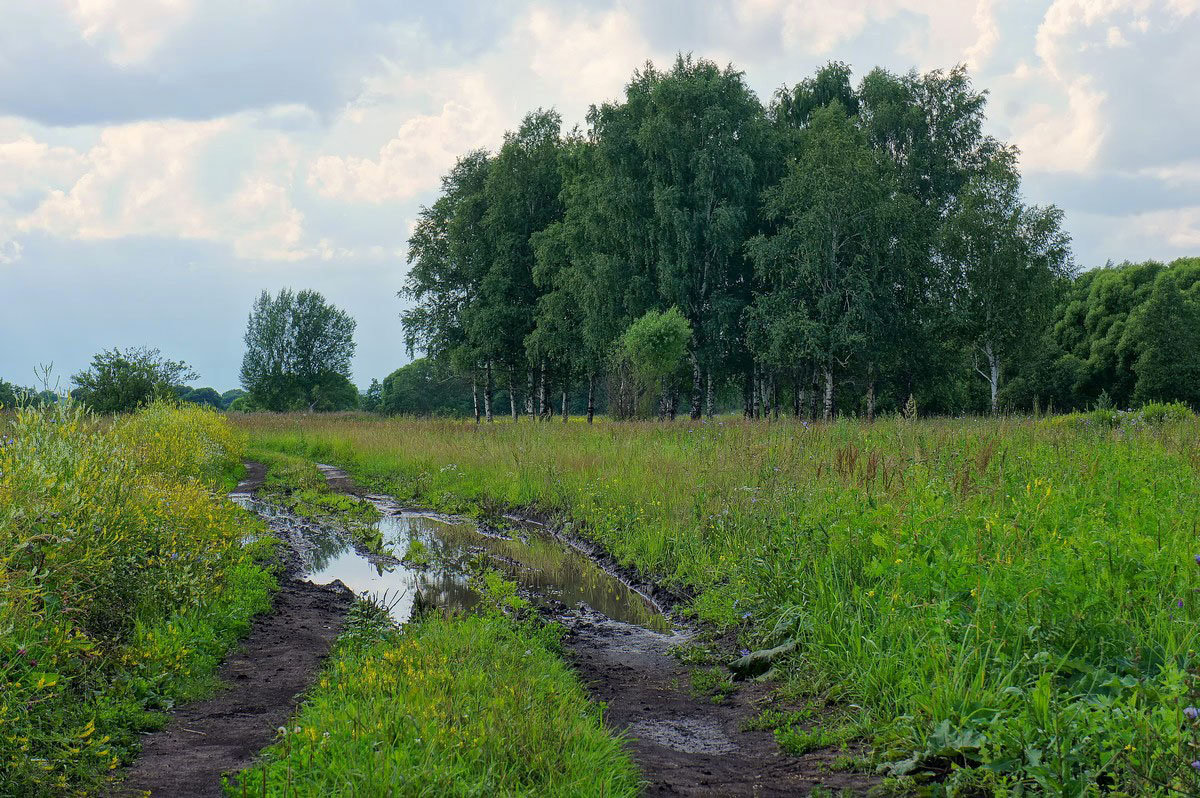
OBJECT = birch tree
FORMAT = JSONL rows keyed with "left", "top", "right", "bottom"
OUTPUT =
{"left": 941, "top": 149, "right": 1073, "bottom": 413}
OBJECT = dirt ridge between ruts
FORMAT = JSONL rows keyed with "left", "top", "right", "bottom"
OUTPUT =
{"left": 318, "top": 463, "right": 879, "bottom": 796}
{"left": 109, "top": 462, "right": 353, "bottom": 798}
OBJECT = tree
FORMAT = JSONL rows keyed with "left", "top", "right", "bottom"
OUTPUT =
{"left": 940, "top": 150, "right": 1073, "bottom": 413}
{"left": 748, "top": 103, "right": 886, "bottom": 420}
{"left": 636, "top": 56, "right": 771, "bottom": 419}
{"left": 240, "top": 288, "right": 358, "bottom": 411}
{"left": 178, "top": 386, "right": 224, "bottom": 409}
{"left": 476, "top": 109, "right": 564, "bottom": 420}
{"left": 72, "top": 346, "right": 197, "bottom": 414}
{"left": 611, "top": 308, "right": 692, "bottom": 419}
{"left": 379, "top": 358, "right": 476, "bottom": 416}
{"left": 1127, "top": 270, "right": 1200, "bottom": 407}
{"left": 361, "top": 379, "right": 383, "bottom": 412}
{"left": 402, "top": 150, "right": 493, "bottom": 422}
{"left": 220, "top": 388, "right": 247, "bottom": 409}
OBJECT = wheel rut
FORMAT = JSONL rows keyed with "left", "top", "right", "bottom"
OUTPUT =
{"left": 110, "top": 463, "right": 352, "bottom": 797}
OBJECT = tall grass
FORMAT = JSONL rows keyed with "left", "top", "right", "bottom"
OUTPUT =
{"left": 1, "top": 401, "right": 276, "bottom": 796}
{"left": 240, "top": 412, "right": 1200, "bottom": 793}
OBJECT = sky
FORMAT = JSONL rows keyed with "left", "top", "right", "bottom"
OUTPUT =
{"left": 2, "top": 1, "right": 1198, "bottom": 392}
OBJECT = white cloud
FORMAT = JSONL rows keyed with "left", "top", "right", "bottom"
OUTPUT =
{"left": 1131, "top": 206, "right": 1200, "bottom": 250}
{"left": 308, "top": 91, "right": 500, "bottom": 204}
{"left": 67, "top": 0, "right": 195, "bottom": 65}
{"left": 308, "top": 4, "right": 654, "bottom": 204}
{"left": 731, "top": 0, "right": 999, "bottom": 69}
{"left": 13, "top": 118, "right": 329, "bottom": 261}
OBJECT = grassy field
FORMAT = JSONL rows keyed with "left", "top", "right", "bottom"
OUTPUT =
{"left": 239, "top": 409, "right": 1200, "bottom": 794}
{"left": 0, "top": 402, "right": 276, "bottom": 796}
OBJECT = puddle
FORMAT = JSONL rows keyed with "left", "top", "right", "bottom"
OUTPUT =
{"left": 627, "top": 717, "right": 737, "bottom": 754}
{"left": 231, "top": 489, "right": 672, "bottom": 633}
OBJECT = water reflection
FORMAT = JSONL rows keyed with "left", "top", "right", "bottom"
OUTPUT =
{"left": 231, "top": 494, "right": 670, "bottom": 632}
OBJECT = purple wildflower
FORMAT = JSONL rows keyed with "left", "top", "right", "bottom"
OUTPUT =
{"left": 1185, "top": 707, "right": 1199, "bottom": 720}
{"left": 1192, "top": 760, "right": 1200, "bottom": 771}
{"left": 1179, "top": 599, "right": 1186, "bottom": 609}
{"left": 739, "top": 648, "right": 751, "bottom": 656}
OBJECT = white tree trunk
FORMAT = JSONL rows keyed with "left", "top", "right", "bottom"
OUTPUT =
{"left": 484, "top": 362, "right": 494, "bottom": 423}
{"left": 472, "top": 373, "right": 480, "bottom": 424}
{"left": 822, "top": 367, "right": 834, "bottom": 421}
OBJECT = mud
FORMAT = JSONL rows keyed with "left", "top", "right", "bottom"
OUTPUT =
{"left": 564, "top": 612, "right": 878, "bottom": 796}
{"left": 110, "top": 463, "right": 352, "bottom": 797}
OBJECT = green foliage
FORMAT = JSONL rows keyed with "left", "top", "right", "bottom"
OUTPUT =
{"left": 71, "top": 346, "right": 197, "bottom": 414}
{"left": 242, "top": 413, "right": 1200, "bottom": 793}
{"left": 0, "top": 401, "right": 274, "bottom": 795}
{"left": 618, "top": 307, "right": 692, "bottom": 383}
{"left": 227, "top": 602, "right": 640, "bottom": 797}
{"left": 240, "top": 288, "right": 358, "bottom": 411}
{"left": 378, "top": 358, "right": 476, "bottom": 416}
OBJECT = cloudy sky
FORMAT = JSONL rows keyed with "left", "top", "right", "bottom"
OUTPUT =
{"left": 2, "top": 0, "right": 1198, "bottom": 391}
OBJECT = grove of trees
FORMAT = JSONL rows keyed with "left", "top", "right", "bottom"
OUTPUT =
{"left": 400, "top": 56, "right": 1105, "bottom": 421}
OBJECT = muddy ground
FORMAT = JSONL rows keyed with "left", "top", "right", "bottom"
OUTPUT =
{"left": 111, "top": 464, "right": 353, "bottom": 797}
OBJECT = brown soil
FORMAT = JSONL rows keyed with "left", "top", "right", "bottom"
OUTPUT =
{"left": 110, "top": 462, "right": 352, "bottom": 797}
{"left": 563, "top": 612, "right": 878, "bottom": 796}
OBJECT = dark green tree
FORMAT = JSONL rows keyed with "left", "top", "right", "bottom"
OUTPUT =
{"left": 240, "top": 288, "right": 357, "bottom": 411}
{"left": 72, "top": 347, "right": 197, "bottom": 414}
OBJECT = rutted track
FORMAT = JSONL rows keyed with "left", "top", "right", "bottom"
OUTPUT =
{"left": 114, "top": 461, "right": 879, "bottom": 796}
{"left": 313, "top": 463, "right": 879, "bottom": 796}
{"left": 111, "top": 463, "right": 353, "bottom": 797}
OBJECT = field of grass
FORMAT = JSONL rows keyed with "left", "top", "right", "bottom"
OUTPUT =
{"left": 239, "top": 410, "right": 1200, "bottom": 794}
{"left": 0, "top": 401, "right": 276, "bottom": 796}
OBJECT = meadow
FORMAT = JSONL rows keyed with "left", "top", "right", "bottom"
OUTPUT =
{"left": 0, "top": 402, "right": 276, "bottom": 796}
{"left": 240, "top": 408, "right": 1200, "bottom": 794}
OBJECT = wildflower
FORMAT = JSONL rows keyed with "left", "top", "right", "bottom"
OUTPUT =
{"left": 739, "top": 649, "right": 750, "bottom": 656}
{"left": 277, "top": 726, "right": 287, "bottom": 735}
{"left": 1179, "top": 600, "right": 1185, "bottom": 609}
{"left": 1192, "top": 760, "right": 1200, "bottom": 771}
{"left": 1186, "top": 707, "right": 1199, "bottom": 720}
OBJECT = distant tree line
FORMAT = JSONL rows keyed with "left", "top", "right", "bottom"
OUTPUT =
{"left": 399, "top": 56, "right": 1099, "bottom": 421}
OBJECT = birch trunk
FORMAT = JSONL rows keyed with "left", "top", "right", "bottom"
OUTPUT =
{"left": 472, "top": 372, "right": 480, "bottom": 424}
{"left": 537, "top": 362, "right": 546, "bottom": 418}
{"left": 822, "top": 367, "right": 834, "bottom": 421}
{"left": 484, "top": 362, "right": 494, "bottom": 423}
{"left": 561, "top": 387, "right": 568, "bottom": 423}
{"left": 508, "top": 372, "right": 518, "bottom": 421}
{"left": 866, "top": 364, "right": 875, "bottom": 422}
{"left": 587, "top": 374, "right": 595, "bottom": 424}
{"left": 690, "top": 353, "right": 702, "bottom": 420}
{"left": 526, "top": 370, "right": 535, "bottom": 417}
{"left": 705, "top": 371, "right": 714, "bottom": 418}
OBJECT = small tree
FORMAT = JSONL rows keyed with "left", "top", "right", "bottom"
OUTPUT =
{"left": 611, "top": 308, "right": 692, "bottom": 419}
{"left": 72, "top": 347, "right": 197, "bottom": 414}
{"left": 240, "top": 288, "right": 358, "bottom": 411}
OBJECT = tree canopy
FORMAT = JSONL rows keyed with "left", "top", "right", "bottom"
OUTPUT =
{"left": 71, "top": 347, "right": 197, "bottom": 414}
{"left": 393, "top": 56, "right": 1195, "bottom": 418}
{"left": 240, "top": 288, "right": 358, "bottom": 412}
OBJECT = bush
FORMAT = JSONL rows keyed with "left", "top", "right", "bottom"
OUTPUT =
{"left": 0, "top": 400, "right": 274, "bottom": 795}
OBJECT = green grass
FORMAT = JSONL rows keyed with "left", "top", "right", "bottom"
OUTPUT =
{"left": 226, "top": 597, "right": 641, "bottom": 797}
{"left": 1, "top": 401, "right": 276, "bottom": 796}
{"left": 236, "top": 411, "right": 1200, "bottom": 794}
